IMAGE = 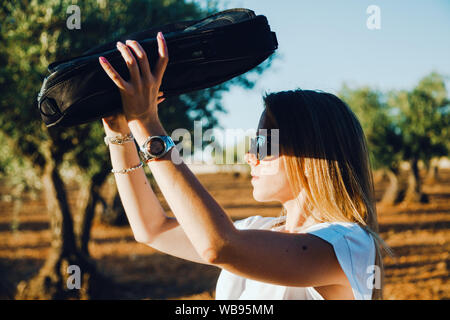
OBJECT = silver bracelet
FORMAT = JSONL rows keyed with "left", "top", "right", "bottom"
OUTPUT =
{"left": 111, "top": 161, "right": 144, "bottom": 174}
{"left": 104, "top": 133, "right": 134, "bottom": 146}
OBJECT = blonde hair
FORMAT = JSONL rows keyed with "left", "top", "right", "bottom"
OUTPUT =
{"left": 262, "top": 89, "right": 391, "bottom": 299}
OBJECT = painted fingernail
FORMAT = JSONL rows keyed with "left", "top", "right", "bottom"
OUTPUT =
{"left": 99, "top": 56, "right": 107, "bottom": 63}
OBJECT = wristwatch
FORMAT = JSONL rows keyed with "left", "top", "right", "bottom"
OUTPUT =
{"left": 139, "top": 135, "right": 175, "bottom": 162}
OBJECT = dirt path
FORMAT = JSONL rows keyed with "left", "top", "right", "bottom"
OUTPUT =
{"left": 0, "top": 170, "right": 449, "bottom": 299}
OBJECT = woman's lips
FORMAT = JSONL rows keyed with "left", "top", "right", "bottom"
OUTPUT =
{"left": 251, "top": 175, "right": 259, "bottom": 181}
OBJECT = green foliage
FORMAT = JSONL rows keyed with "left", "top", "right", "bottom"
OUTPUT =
{"left": 389, "top": 72, "right": 449, "bottom": 165}
{"left": 339, "top": 72, "right": 449, "bottom": 173}
{"left": 0, "top": 0, "right": 273, "bottom": 187}
{"left": 338, "top": 85, "right": 403, "bottom": 171}
{"left": 0, "top": 132, "right": 41, "bottom": 197}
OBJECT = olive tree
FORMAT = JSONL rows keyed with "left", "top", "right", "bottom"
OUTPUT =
{"left": 0, "top": 0, "right": 274, "bottom": 299}
{"left": 339, "top": 86, "right": 403, "bottom": 205}
{"left": 389, "top": 72, "right": 449, "bottom": 203}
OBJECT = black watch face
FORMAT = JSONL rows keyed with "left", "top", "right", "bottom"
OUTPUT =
{"left": 148, "top": 138, "right": 165, "bottom": 157}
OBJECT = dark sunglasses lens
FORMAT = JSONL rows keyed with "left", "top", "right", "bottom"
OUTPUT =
{"left": 248, "top": 136, "right": 270, "bottom": 160}
{"left": 256, "top": 136, "right": 267, "bottom": 160}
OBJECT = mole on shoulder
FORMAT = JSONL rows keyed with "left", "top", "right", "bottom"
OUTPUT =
{"left": 302, "top": 246, "right": 308, "bottom": 251}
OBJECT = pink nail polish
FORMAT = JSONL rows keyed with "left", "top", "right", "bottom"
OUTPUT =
{"left": 99, "top": 56, "right": 106, "bottom": 63}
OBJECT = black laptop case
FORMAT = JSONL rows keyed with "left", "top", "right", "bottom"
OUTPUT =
{"left": 37, "top": 8, "right": 278, "bottom": 127}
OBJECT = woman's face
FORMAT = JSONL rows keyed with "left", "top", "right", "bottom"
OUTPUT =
{"left": 245, "top": 111, "right": 294, "bottom": 203}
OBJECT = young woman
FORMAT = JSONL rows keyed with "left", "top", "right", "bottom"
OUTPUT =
{"left": 99, "top": 32, "right": 386, "bottom": 300}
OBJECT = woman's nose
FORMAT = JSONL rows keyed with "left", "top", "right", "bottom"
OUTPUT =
{"left": 245, "top": 152, "right": 259, "bottom": 166}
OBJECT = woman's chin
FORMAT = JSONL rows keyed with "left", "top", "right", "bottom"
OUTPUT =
{"left": 252, "top": 189, "right": 272, "bottom": 202}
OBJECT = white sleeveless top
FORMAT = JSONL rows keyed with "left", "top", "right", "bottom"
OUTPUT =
{"left": 215, "top": 215, "right": 376, "bottom": 300}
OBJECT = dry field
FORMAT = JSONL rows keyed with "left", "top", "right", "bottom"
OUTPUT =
{"left": 0, "top": 169, "right": 449, "bottom": 300}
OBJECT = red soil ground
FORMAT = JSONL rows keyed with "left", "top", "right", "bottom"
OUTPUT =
{"left": 0, "top": 169, "right": 449, "bottom": 299}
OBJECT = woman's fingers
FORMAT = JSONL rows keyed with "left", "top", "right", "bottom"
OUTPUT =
{"left": 116, "top": 41, "right": 141, "bottom": 86}
{"left": 114, "top": 33, "right": 168, "bottom": 87}
{"left": 125, "top": 40, "right": 152, "bottom": 83}
{"left": 154, "top": 32, "right": 169, "bottom": 82}
{"left": 99, "top": 56, "right": 127, "bottom": 90}
{"left": 100, "top": 34, "right": 167, "bottom": 113}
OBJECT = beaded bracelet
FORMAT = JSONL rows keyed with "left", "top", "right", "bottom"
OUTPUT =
{"left": 111, "top": 161, "right": 144, "bottom": 174}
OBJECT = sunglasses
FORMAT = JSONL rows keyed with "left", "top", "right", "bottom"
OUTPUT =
{"left": 248, "top": 134, "right": 278, "bottom": 161}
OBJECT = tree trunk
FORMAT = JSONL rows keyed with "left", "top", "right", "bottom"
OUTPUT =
{"left": 16, "top": 148, "right": 112, "bottom": 299}
{"left": 372, "top": 169, "right": 385, "bottom": 185}
{"left": 403, "top": 158, "right": 428, "bottom": 204}
{"left": 78, "top": 170, "right": 110, "bottom": 255}
{"left": 425, "top": 161, "right": 440, "bottom": 183}
{"left": 0, "top": 261, "right": 15, "bottom": 299}
{"left": 379, "top": 169, "right": 400, "bottom": 206}
{"left": 100, "top": 189, "right": 128, "bottom": 226}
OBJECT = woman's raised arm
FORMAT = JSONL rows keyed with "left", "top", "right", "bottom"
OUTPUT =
{"left": 99, "top": 32, "right": 350, "bottom": 291}
{"left": 102, "top": 114, "right": 211, "bottom": 265}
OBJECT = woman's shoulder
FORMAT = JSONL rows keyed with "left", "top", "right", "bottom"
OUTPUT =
{"left": 305, "top": 221, "right": 376, "bottom": 300}
{"left": 306, "top": 221, "right": 371, "bottom": 237}
{"left": 233, "top": 216, "right": 376, "bottom": 299}
{"left": 233, "top": 215, "right": 282, "bottom": 230}
{"left": 304, "top": 221, "right": 375, "bottom": 253}
{"left": 233, "top": 215, "right": 374, "bottom": 251}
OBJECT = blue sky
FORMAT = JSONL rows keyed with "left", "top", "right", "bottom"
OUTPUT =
{"left": 196, "top": 0, "right": 450, "bottom": 130}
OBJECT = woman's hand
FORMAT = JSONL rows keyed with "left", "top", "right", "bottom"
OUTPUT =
{"left": 99, "top": 32, "right": 169, "bottom": 123}
{"left": 102, "top": 91, "right": 165, "bottom": 136}
{"left": 102, "top": 113, "right": 130, "bottom": 136}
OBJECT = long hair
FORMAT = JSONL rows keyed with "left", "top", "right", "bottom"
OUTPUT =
{"left": 262, "top": 89, "right": 390, "bottom": 299}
